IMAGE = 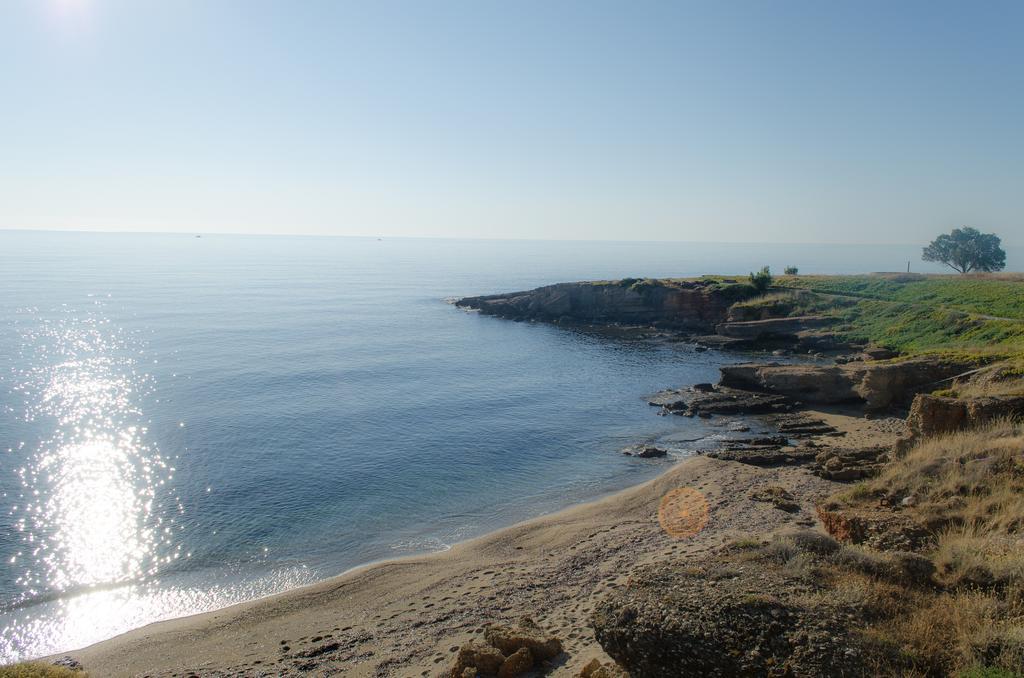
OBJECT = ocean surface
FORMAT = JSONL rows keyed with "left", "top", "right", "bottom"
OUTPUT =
{"left": 1, "top": 232, "right": 1018, "bottom": 661}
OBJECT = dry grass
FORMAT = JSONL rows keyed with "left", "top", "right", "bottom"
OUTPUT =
{"left": 877, "top": 591, "right": 1021, "bottom": 676}
{"left": 0, "top": 664, "right": 85, "bottom": 678}
{"left": 819, "top": 422, "right": 1024, "bottom": 676}
{"left": 940, "top": 360, "right": 1024, "bottom": 398}
{"left": 846, "top": 421, "right": 1024, "bottom": 536}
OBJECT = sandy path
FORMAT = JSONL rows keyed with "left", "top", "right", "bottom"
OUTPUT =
{"left": 71, "top": 410, "right": 896, "bottom": 677}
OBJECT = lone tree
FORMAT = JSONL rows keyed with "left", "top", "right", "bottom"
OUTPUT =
{"left": 922, "top": 226, "right": 1006, "bottom": 274}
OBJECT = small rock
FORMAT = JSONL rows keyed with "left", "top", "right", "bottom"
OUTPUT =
{"left": 484, "top": 620, "right": 562, "bottom": 662}
{"left": 622, "top": 445, "right": 669, "bottom": 458}
{"left": 579, "top": 657, "right": 629, "bottom": 677}
{"left": 450, "top": 641, "right": 505, "bottom": 677}
{"left": 51, "top": 657, "right": 83, "bottom": 672}
{"left": 497, "top": 647, "right": 533, "bottom": 677}
{"left": 749, "top": 486, "right": 800, "bottom": 513}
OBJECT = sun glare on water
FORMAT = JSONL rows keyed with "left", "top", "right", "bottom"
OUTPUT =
{"left": 1, "top": 309, "right": 178, "bottom": 659}
{"left": 0, "top": 306, "right": 316, "bottom": 663}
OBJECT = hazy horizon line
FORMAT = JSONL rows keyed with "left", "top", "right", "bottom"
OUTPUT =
{"left": 4, "top": 227, "right": 1020, "bottom": 250}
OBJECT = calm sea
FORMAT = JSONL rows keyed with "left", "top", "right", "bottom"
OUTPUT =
{"left": 0, "top": 232, "right": 1013, "bottom": 660}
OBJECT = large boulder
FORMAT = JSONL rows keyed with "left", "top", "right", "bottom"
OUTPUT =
{"left": 904, "top": 393, "right": 1024, "bottom": 439}
{"left": 484, "top": 618, "right": 562, "bottom": 661}
{"left": 449, "top": 618, "right": 562, "bottom": 677}
{"left": 720, "top": 363, "right": 859, "bottom": 404}
{"left": 719, "top": 357, "right": 970, "bottom": 411}
{"left": 450, "top": 641, "right": 506, "bottom": 677}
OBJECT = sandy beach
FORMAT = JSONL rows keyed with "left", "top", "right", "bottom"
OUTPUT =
{"left": 67, "top": 408, "right": 899, "bottom": 677}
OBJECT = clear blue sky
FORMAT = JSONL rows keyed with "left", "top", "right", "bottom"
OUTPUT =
{"left": 1, "top": 1, "right": 1021, "bottom": 244}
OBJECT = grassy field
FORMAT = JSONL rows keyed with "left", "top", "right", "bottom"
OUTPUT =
{"left": 779, "top": 274, "right": 1024, "bottom": 321}
{"left": 750, "top": 273, "right": 1024, "bottom": 360}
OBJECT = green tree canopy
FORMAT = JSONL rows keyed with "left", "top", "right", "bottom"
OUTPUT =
{"left": 922, "top": 227, "right": 1006, "bottom": 274}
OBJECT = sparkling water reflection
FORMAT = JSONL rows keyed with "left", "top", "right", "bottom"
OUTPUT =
{"left": 9, "top": 234, "right": 912, "bottom": 662}
{"left": 9, "top": 310, "right": 172, "bottom": 593}
{"left": 2, "top": 308, "right": 316, "bottom": 660}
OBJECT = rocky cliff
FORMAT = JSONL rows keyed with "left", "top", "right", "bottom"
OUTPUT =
{"left": 455, "top": 280, "right": 751, "bottom": 331}
{"left": 904, "top": 393, "right": 1024, "bottom": 438}
{"left": 719, "top": 357, "right": 971, "bottom": 411}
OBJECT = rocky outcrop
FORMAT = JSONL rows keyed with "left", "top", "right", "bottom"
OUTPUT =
{"left": 649, "top": 385, "right": 793, "bottom": 417}
{"left": 748, "top": 486, "right": 800, "bottom": 512}
{"left": 449, "top": 618, "right": 562, "bottom": 677}
{"left": 705, "top": 444, "right": 818, "bottom": 466}
{"left": 812, "top": 445, "right": 890, "bottom": 481}
{"left": 775, "top": 416, "right": 841, "bottom": 437}
{"left": 715, "top": 315, "right": 834, "bottom": 340}
{"left": 456, "top": 280, "right": 751, "bottom": 331}
{"left": 816, "top": 505, "right": 931, "bottom": 552}
{"left": 621, "top": 444, "right": 669, "bottom": 458}
{"left": 720, "top": 357, "right": 971, "bottom": 411}
{"left": 591, "top": 538, "right": 892, "bottom": 677}
{"left": 904, "top": 393, "right": 1024, "bottom": 439}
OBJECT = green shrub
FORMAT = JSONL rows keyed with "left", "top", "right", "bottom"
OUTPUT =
{"left": 784, "top": 266, "right": 799, "bottom": 275}
{"left": 749, "top": 266, "right": 773, "bottom": 294}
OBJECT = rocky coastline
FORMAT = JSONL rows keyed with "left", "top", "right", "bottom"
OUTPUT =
{"left": 449, "top": 278, "right": 1024, "bottom": 677}
{"left": 43, "top": 276, "right": 1024, "bottom": 677}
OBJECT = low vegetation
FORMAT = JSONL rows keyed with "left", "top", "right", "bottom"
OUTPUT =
{"left": 816, "top": 422, "right": 1024, "bottom": 675}
{"left": 742, "top": 274, "right": 1024, "bottom": 360}
{"left": 605, "top": 272, "right": 1024, "bottom": 359}
{"left": 749, "top": 265, "right": 773, "bottom": 293}
{"left": 0, "top": 664, "right": 85, "bottom": 678}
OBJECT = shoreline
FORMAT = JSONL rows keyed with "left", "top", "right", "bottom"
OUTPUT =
{"left": 66, "top": 405, "right": 898, "bottom": 677}
{"left": 65, "top": 452, "right": 700, "bottom": 673}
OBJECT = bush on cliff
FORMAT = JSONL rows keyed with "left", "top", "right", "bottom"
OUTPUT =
{"left": 749, "top": 266, "right": 773, "bottom": 293}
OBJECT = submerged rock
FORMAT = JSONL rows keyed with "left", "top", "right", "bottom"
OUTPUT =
{"left": 621, "top": 444, "right": 669, "bottom": 458}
